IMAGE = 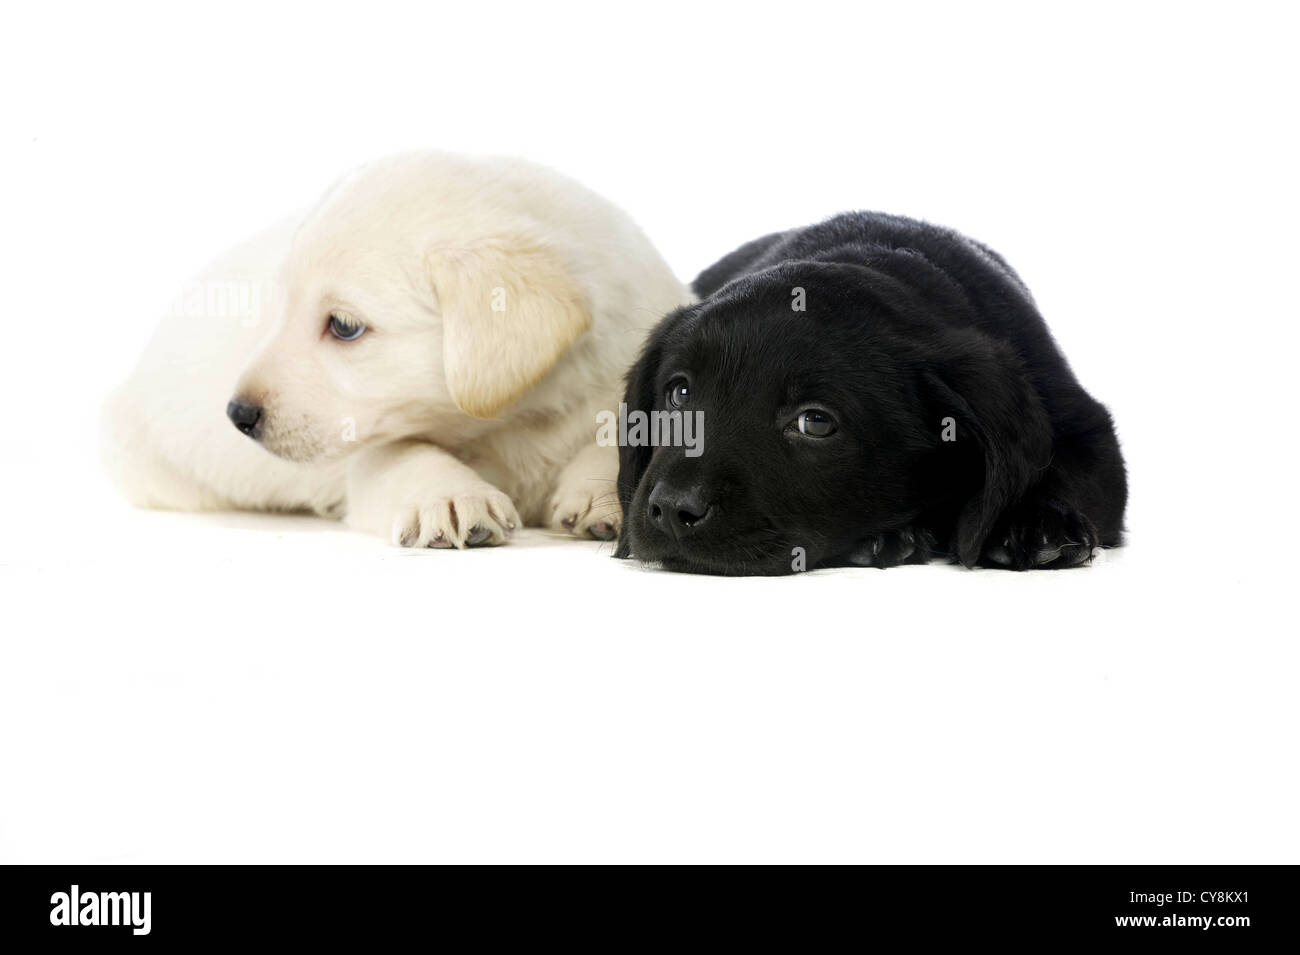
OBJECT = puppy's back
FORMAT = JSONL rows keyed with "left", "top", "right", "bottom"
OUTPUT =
{"left": 692, "top": 230, "right": 791, "bottom": 298}
{"left": 692, "top": 212, "right": 1087, "bottom": 410}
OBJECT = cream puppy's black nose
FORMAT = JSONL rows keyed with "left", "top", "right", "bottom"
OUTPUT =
{"left": 226, "top": 399, "right": 263, "bottom": 438}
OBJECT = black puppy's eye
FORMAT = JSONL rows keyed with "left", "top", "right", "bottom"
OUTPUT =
{"left": 796, "top": 409, "right": 837, "bottom": 437}
{"left": 328, "top": 311, "right": 366, "bottom": 341}
{"left": 666, "top": 378, "right": 690, "bottom": 409}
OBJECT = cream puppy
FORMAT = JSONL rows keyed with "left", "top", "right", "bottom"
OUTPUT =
{"left": 104, "top": 153, "right": 690, "bottom": 546}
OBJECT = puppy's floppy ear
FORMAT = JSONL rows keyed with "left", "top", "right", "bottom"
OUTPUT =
{"left": 923, "top": 331, "right": 1053, "bottom": 566}
{"left": 430, "top": 235, "right": 591, "bottom": 419}
{"left": 612, "top": 307, "right": 689, "bottom": 559}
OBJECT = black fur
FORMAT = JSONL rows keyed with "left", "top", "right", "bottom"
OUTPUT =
{"left": 614, "top": 212, "right": 1127, "bottom": 575}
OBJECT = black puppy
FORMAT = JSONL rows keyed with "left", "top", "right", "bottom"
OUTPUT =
{"left": 613, "top": 212, "right": 1127, "bottom": 575}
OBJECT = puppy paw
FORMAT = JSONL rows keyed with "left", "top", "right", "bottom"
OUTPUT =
{"left": 549, "top": 483, "right": 620, "bottom": 541}
{"left": 847, "top": 526, "right": 938, "bottom": 568}
{"left": 549, "top": 442, "right": 621, "bottom": 541}
{"left": 982, "top": 498, "right": 1099, "bottom": 570}
{"left": 390, "top": 486, "right": 520, "bottom": 549}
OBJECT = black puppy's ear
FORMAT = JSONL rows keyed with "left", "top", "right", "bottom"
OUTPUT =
{"left": 612, "top": 308, "right": 689, "bottom": 559}
{"left": 923, "top": 333, "right": 1053, "bottom": 566}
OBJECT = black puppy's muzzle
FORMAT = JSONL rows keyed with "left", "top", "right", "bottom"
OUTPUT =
{"left": 647, "top": 481, "right": 715, "bottom": 540}
{"left": 226, "top": 398, "right": 263, "bottom": 439}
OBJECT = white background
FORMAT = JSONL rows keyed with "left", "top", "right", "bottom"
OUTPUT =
{"left": 1, "top": 2, "right": 1296, "bottom": 862}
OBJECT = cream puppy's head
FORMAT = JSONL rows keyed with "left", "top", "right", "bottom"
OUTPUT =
{"left": 227, "top": 154, "right": 593, "bottom": 462}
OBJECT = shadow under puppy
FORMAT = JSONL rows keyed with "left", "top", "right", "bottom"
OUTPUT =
{"left": 614, "top": 212, "right": 1127, "bottom": 575}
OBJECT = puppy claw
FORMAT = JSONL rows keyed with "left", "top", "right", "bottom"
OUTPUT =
{"left": 1034, "top": 543, "right": 1064, "bottom": 564}
{"left": 848, "top": 527, "right": 937, "bottom": 568}
{"left": 986, "top": 544, "right": 1013, "bottom": 566}
{"left": 466, "top": 524, "right": 492, "bottom": 546}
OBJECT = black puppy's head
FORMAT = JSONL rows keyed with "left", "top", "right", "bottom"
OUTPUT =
{"left": 613, "top": 261, "right": 1051, "bottom": 575}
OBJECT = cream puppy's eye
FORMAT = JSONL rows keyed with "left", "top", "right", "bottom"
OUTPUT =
{"left": 796, "top": 409, "right": 837, "bottom": 437}
{"left": 328, "top": 312, "right": 366, "bottom": 341}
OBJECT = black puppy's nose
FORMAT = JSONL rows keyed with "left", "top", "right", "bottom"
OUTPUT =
{"left": 647, "top": 482, "right": 714, "bottom": 539}
{"left": 226, "top": 399, "right": 263, "bottom": 438}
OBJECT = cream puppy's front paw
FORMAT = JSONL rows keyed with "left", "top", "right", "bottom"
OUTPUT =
{"left": 346, "top": 441, "right": 520, "bottom": 548}
{"left": 549, "top": 442, "right": 621, "bottom": 540}
{"left": 391, "top": 485, "right": 520, "bottom": 549}
{"left": 550, "top": 484, "right": 620, "bottom": 541}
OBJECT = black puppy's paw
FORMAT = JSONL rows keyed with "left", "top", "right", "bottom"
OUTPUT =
{"left": 847, "top": 527, "right": 938, "bottom": 568}
{"left": 982, "top": 498, "right": 1099, "bottom": 570}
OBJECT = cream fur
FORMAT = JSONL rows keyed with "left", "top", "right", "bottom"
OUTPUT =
{"left": 103, "top": 152, "right": 690, "bottom": 547}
